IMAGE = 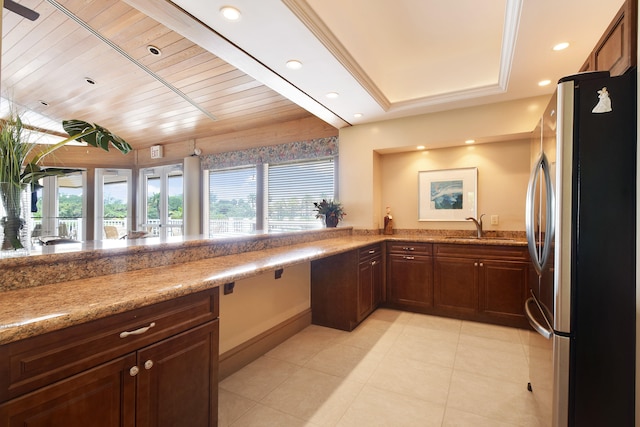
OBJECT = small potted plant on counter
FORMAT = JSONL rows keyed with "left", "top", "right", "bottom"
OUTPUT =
{"left": 313, "top": 199, "right": 345, "bottom": 227}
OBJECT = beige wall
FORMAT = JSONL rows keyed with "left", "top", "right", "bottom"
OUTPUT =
{"left": 339, "top": 95, "right": 551, "bottom": 230}
{"left": 380, "top": 139, "right": 530, "bottom": 232}
{"left": 219, "top": 262, "right": 310, "bottom": 354}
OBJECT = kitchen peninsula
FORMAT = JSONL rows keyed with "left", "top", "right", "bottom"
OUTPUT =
{"left": 0, "top": 228, "right": 528, "bottom": 425}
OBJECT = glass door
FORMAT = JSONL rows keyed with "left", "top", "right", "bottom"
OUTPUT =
{"left": 56, "top": 172, "right": 85, "bottom": 240}
{"left": 139, "top": 164, "right": 183, "bottom": 238}
{"left": 30, "top": 172, "right": 86, "bottom": 243}
{"left": 95, "top": 169, "right": 133, "bottom": 240}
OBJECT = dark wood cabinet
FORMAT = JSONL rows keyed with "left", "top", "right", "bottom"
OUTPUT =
{"left": 311, "top": 244, "right": 382, "bottom": 331}
{"left": 433, "top": 244, "right": 529, "bottom": 328}
{"left": 0, "top": 354, "right": 137, "bottom": 427}
{"left": 478, "top": 259, "right": 529, "bottom": 327}
{"left": 580, "top": 0, "right": 637, "bottom": 76}
{"left": 136, "top": 322, "right": 218, "bottom": 427}
{"left": 433, "top": 255, "right": 478, "bottom": 316}
{"left": 0, "top": 288, "right": 220, "bottom": 427}
{"left": 358, "top": 246, "right": 383, "bottom": 320}
{"left": 386, "top": 242, "right": 433, "bottom": 311}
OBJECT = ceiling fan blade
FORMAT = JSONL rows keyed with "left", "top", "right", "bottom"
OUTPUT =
{"left": 4, "top": 0, "right": 39, "bottom": 21}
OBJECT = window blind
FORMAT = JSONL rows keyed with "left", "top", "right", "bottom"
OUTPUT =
{"left": 267, "top": 158, "right": 334, "bottom": 231}
{"left": 208, "top": 166, "right": 257, "bottom": 234}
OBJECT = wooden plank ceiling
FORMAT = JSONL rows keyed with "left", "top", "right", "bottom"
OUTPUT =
{"left": 1, "top": 0, "right": 316, "bottom": 150}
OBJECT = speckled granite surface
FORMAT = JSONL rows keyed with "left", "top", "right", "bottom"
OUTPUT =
{"left": 0, "top": 228, "right": 353, "bottom": 292}
{"left": 0, "top": 230, "right": 527, "bottom": 345}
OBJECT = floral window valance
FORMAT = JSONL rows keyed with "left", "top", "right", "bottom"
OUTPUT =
{"left": 200, "top": 136, "right": 338, "bottom": 170}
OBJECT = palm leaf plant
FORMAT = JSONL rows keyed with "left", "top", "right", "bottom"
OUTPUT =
{"left": 0, "top": 114, "right": 132, "bottom": 250}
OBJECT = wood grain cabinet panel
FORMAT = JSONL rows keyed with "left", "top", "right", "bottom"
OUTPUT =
{"left": 433, "top": 244, "right": 529, "bottom": 328}
{"left": 0, "top": 288, "right": 220, "bottom": 427}
{"left": 434, "top": 256, "right": 478, "bottom": 316}
{"left": 478, "top": 260, "right": 529, "bottom": 326}
{"left": 358, "top": 245, "right": 383, "bottom": 321}
{"left": 136, "top": 322, "right": 219, "bottom": 427}
{"left": 386, "top": 242, "right": 434, "bottom": 311}
{"left": 580, "top": 0, "right": 637, "bottom": 76}
{"left": 0, "top": 354, "right": 136, "bottom": 427}
{"left": 311, "top": 244, "right": 382, "bottom": 331}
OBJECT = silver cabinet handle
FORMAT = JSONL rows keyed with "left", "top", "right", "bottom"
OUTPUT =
{"left": 402, "top": 247, "right": 415, "bottom": 251}
{"left": 129, "top": 366, "right": 139, "bottom": 377}
{"left": 368, "top": 249, "right": 375, "bottom": 254}
{"left": 479, "top": 262, "right": 483, "bottom": 267}
{"left": 403, "top": 256, "right": 415, "bottom": 260}
{"left": 371, "top": 260, "right": 378, "bottom": 266}
{"left": 144, "top": 360, "right": 154, "bottom": 370}
{"left": 474, "top": 262, "right": 478, "bottom": 266}
{"left": 120, "top": 322, "right": 156, "bottom": 338}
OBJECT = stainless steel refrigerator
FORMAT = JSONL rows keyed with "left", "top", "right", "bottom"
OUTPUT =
{"left": 525, "top": 69, "right": 636, "bottom": 427}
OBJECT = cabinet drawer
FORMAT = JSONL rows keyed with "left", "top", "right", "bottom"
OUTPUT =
{"left": 434, "top": 244, "right": 528, "bottom": 261}
{"left": 0, "top": 287, "right": 219, "bottom": 403}
{"left": 359, "top": 244, "right": 382, "bottom": 262}
{"left": 387, "top": 242, "right": 432, "bottom": 255}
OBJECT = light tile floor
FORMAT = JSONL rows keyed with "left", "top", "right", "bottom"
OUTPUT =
{"left": 218, "top": 309, "right": 546, "bottom": 427}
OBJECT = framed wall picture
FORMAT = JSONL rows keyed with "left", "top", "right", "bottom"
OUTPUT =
{"left": 418, "top": 167, "right": 477, "bottom": 221}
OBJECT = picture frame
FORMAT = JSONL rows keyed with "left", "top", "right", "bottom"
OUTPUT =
{"left": 418, "top": 167, "right": 477, "bottom": 221}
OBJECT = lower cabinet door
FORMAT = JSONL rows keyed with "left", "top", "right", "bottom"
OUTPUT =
{"left": 0, "top": 354, "right": 137, "bottom": 427}
{"left": 479, "top": 260, "right": 528, "bottom": 325}
{"left": 434, "top": 256, "right": 478, "bottom": 315}
{"left": 357, "top": 260, "right": 374, "bottom": 321}
{"left": 387, "top": 254, "right": 433, "bottom": 310}
{"left": 136, "top": 320, "right": 219, "bottom": 427}
{"left": 371, "top": 255, "right": 384, "bottom": 308}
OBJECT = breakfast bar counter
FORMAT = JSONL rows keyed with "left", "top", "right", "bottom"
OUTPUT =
{"left": 0, "top": 229, "right": 526, "bottom": 345}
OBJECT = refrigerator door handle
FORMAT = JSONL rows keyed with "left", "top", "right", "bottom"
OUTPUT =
{"left": 525, "top": 297, "right": 553, "bottom": 339}
{"left": 525, "top": 152, "right": 555, "bottom": 276}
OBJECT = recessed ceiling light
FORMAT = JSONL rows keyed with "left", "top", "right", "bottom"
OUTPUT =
{"left": 220, "top": 6, "right": 241, "bottom": 21}
{"left": 416, "top": 145, "right": 426, "bottom": 150}
{"left": 286, "top": 60, "right": 302, "bottom": 70}
{"left": 84, "top": 77, "right": 96, "bottom": 85}
{"left": 147, "top": 45, "right": 162, "bottom": 56}
{"left": 353, "top": 113, "right": 363, "bottom": 118}
{"left": 538, "top": 79, "right": 552, "bottom": 87}
{"left": 326, "top": 92, "right": 339, "bottom": 99}
{"left": 465, "top": 139, "right": 475, "bottom": 144}
{"left": 553, "top": 42, "right": 570, "bottom": 51}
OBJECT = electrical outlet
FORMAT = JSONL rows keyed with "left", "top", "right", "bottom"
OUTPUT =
{"left": 223, "top": 282, "right": 235, "bottom": 295}
{"left": 490, "top": 215, "right": 499, "bottom": 225}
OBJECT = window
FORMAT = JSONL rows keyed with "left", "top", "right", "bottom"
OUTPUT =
{"left": 267, "top": 158, "right": 335, "bottom": 232}
{"left": 207, "top": 166, "right": 257, "bottom": 235}
{"left": 205, "top": 157, "right": 335, "bottom": 235}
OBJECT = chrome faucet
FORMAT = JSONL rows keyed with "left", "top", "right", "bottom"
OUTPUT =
{"left": 466, "top": 214, "right": 485, "bottom": 238}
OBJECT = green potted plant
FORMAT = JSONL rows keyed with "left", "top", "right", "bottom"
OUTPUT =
{"left": 313, "top": 199, "right": 345, "bottom": 227}
{"left": 0, "top": 113, "right": 132, "bottom": 250}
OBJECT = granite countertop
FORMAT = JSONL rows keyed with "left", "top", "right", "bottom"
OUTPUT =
{"left": 0, "top": 234, "right": 526, "bottom": 345}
